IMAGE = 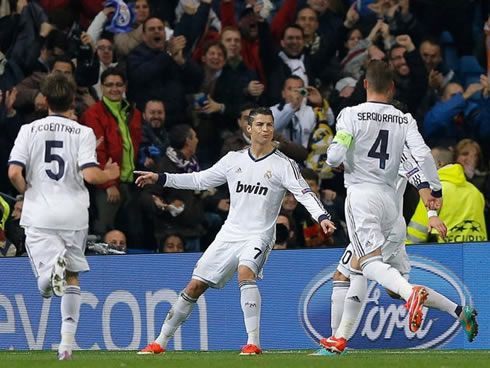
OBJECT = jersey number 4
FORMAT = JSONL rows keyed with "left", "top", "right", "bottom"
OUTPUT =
{"left": 45, "top": 140, "right": 65, "bottom": 181}
{"left": 368, "top": 130, "right": 390, "bottom": 169}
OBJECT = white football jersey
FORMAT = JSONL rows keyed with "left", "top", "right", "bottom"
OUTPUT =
{"left": 8, "top": 115, "right": 99, "bottom": 230}
{"left": 164, "top": 148, "right": 330, "bottom": 242}
{"left": 327, "top": 101, "right": 440, "bottom": 191}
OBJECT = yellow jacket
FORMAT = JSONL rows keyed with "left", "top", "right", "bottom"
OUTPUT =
{"left": 407, "top": 164, "right": 487, "bottom": 243}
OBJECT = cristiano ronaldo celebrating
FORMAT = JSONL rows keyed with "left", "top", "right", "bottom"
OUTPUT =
{"left": 135, "top": 107, "right": 336, "bottom": 355}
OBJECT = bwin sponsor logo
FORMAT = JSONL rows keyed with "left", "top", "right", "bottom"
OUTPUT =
{"left": 299, "top": 256, "right": 473, "bottom": 349}
{"left": 236, "top": 181, "right": 268, "bottom": 196}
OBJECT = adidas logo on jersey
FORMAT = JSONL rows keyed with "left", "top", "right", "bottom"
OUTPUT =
{"left": 236, "top": 181, "right": 268, "bottom": 196}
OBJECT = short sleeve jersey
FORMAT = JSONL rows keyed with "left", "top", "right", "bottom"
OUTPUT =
{"left": 8, "top": 115, "right": 99, "bottom": 230}
{"left": 336, "top": 101, "right": 425, "bottom": 189}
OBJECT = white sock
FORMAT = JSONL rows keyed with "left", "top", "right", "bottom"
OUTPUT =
{"left": 361, "top": 257, "right": 413, "bottom": 301}
{"left": 335, "top": 273, "right": 367, "bottom": 340}
{"left": 59, "top": 285, "right": 81, "bottom": 353}
{"left": 240, "top": 280, "right": 261, "bottom": 346}
{"left": 155, "top": 291, "right": 196, "bottom": 348}
{"left": 331, "top": 280, "right": 349, "bottom": 335}
{"left": 424, "top": 287, "right": 459, "bottom": 318}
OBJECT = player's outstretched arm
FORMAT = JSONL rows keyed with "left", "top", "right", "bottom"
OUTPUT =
{"left": 320, "top": 218, "right": 336, "bottom": 236}
{"left": 134, "top": 170, "right": 160, "bottom": 187}
{"left": 83, "top": 158, "right": 120, "bottom": 185}
{"left": 8, "top": 164, "right": 27, "bottom": 194}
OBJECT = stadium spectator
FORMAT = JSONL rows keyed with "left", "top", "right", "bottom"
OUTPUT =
{"left": 423, "top": 75, "right": 490, "bottom": 149}
{"left": 14, "top": 56, "right": 75, "bottom": 123}
{"left": 270, "top": 76, "right": 324, "bottom": 148}
{"left": 104, "top": 229, "right": 127, "bottom": 252}
{"left": 92, "top": 37, "right": 118, "bottom": 99}
{"left": 407, "top": 147, "right": 487, "bottom": 243}
{"left": 388, "top": 35, "right": 428, "bottom": 117}
{"left": 2, "top": 0, "right": 51, "bottom": 76}
{"left": 0, "top": 194, "right": 16, "bottom": 257}
{"left": 274, "top": 211, "right": 296, "bottom": 249}
{"left": 14, "top": 50, "right": 98, "bottom": 123}
{"left": 159, "top": 233, "right": 185, "bottom": 253}
{"left": 221, "top": 102, "right": 308, "bottom": 162}
{"left": 138, "top": 99, "right": 169, "bottom": 170}
{"left": 135, "top": 107, "right": 335, "bottom": 356}
{"left": 295, "top": 6, "right": 338, "bottom": 83}
{"left": 81, "top": 67, "right": 143, "bottom": 246}
{"left": 87, "top": 0, "right": 155, "bottom": 58}
{"left": 174, "top": 0, "right": 220, "bottom": 62}
{"left": 220, "top": 0, "right": 298, "bottom": 86}
{"left": 219, "top": 27, "right": 265, "bottom": 102}
{"left": 8, "top": 73, "right": 119, "bottom": 360}
{"left": 140, "top": 124, "right": 205, "bottom": 252}
{"left": 194, "top": 41, "right": 244, "bottom": 166}
{"left": 305, "top": 0, "right": 344, "bottom": 43}
{"left": 126, "top": 17, "right": 201, "bottom": 126}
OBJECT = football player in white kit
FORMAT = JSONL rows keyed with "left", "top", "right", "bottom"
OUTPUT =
{"left": 321, "top": 60, "right": 478, "bottom": 353}
{"left": 8, "top": 74, "right": 120, "bottom": 360}
{"left": 316, "top": 151, "right": 478, "bottom": 355}
{"left": 134, "top": 107, "right": 336, "bottom": 355}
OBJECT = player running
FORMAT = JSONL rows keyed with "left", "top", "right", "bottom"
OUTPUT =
{"left": 8, "top": 74, "right": 120, "bottom": 360}
{"left": 134, "top": 107, "right": 336, "bottom": 355}
{"left": 321, "top": 60, "right": 478, "bottom": 353}
{"left": 315, "top": 151, "right": 477, "bottom": 355}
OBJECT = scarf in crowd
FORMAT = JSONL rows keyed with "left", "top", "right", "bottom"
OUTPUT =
{"left": 166, "top": 146, "right": 200, "bottom": 173}
{"left": 278, "top": 51, "right": 308, "bottom": 86}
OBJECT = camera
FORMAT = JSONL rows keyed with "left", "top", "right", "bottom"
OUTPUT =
{"left": 298, "top": 87, "right": 309, "bottom": 97}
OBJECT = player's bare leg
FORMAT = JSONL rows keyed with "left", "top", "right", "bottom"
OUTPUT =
{"left": 58, "top": 272, "right": 81, "bottom": 360}
{"left": 238, "top": 265, "right": 262, "bottom": 355}
{"left": 139, "top": 279, "right": 208, "bottom": 355}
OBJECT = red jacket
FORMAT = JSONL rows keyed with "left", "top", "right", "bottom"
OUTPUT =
{"left": 81, "top": 100, "right": 142, "bottom": 189}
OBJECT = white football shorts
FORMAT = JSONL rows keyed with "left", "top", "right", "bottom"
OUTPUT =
{"left": 345, "top": 184, "right": 398, "bottom": 258}
{"left": 337, "top": 215, "right": 410, "bottom": 279}
{"left": 192, "top": 237, "right": 272, "bottom": 289}
{"left": 25, "top": 227, "right": 90, "bottom": 279}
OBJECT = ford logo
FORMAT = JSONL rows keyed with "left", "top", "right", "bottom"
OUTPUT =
{"left": 299, "top": 255, "right": 473, "bottom": 349}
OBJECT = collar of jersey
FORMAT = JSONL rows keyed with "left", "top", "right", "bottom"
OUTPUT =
{"left": 366, "top": 100, "right": 391, "bottom": 105}
{"left": 248, "top": 148, "right": 276, "bottom": 162}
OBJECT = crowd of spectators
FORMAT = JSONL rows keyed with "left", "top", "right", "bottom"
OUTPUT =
{"left": 0, "top": 0, "right": 489, "bottom": 256}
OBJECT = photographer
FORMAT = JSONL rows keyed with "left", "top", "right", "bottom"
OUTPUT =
{"left": 270, "top": 75, "right": 326, "bottom": 148}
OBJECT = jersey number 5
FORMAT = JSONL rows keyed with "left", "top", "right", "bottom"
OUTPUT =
{"left": 368, "top": 130, "right": 390, "bottom": 169}
{"left": 45, "top": 140, "right": 65, "bottom": 181}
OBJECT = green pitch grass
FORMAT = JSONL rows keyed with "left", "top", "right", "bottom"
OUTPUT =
{"left": 1, "top": 350, "right": 489, "bottom": 368}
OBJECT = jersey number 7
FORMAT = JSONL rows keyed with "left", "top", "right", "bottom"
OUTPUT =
{"left": 368, "top": 129, "right": 390, "bottom": 169}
